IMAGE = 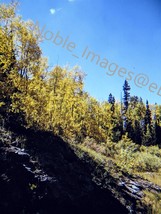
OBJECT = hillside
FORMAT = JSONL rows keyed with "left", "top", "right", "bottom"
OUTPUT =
{"left": 0, "top": 118, "right": 129, "bottom": 214}
{"left": 1, "top": 2, "right": 161, "bottom": 214}
{"left": 1, "top": 116, "right": 161, "bottom": 213}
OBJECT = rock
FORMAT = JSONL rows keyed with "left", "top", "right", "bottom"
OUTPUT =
{"left": 0, "top": 127, "right": 128, "bottom": 214}
{"left": 4, "top": 146, "right": 30, "bottom": 163}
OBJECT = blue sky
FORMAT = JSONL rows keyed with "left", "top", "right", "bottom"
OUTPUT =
{"left": 2, "top": 0, "right": 161, "bottom": 104}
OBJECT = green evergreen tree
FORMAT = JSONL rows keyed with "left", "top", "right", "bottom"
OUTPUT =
{"left": 108, "top": 93, "right": 115, "bottom": 113}
{"left": 144, "top": 100, "right": 152, "bottom": 133}
{"left": 123, "top": 80, "right": 131, "bottom": 112}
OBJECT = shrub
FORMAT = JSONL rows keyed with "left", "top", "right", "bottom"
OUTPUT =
{"left": 115, "top": 134, "right": 139, "bottom": 152}
{"left": 83, "top": 136, "right": 97, "bottom": 148}
{"left": 134, "top": 152, "right": 161, "bottom": 172}
{"left": 105, "top": 139, "right": 116, "bottom": 157}
{"left": 140, "top": 145, "right": 161, "bottom": 158}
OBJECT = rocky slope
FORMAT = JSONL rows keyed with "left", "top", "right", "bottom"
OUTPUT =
{"left": 0, "top": 120, "right": 160, "bottom": 213}
{"left": 0, "top": 124, "right": 128, "bottom": 214}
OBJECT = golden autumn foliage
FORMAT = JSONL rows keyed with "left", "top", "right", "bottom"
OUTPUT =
{"left": 0, "top": 2, "right": 161, "bottom": 146}
{"left": 1, "top": 3, "right": 161, "bottom": 214}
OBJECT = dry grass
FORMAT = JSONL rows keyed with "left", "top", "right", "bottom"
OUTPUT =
{"left": 137, "top": 172, "right": 161, "bottom": 187}
{"left": 143, "top": 191, "right": 161, "bottom": 214}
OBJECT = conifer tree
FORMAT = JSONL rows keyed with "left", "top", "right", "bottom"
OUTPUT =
{"left": 108, "top": 93, "right": 115, "bottom": 113}
{"left": 123, "top": 80, "right": 131, "bottom": 112}
{"left": 144, "top": 100, "right": 152, "bottom": 133}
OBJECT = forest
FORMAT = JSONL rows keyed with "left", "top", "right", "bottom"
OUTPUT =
{"left": 1, "top": 2, "right": 161, "bottom": 213}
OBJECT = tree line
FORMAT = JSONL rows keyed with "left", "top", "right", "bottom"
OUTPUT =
{"left": 0, "top": 2, "right": 161, "bottom": 146}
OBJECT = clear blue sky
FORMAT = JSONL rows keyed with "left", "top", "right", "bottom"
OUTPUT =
{"left": 2, "top": 0, "right": 161, "bottom": 104}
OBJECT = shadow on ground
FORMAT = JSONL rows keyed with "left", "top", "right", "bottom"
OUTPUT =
{"left": 0, "top": 122, "right": 128, "bottom": 214}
